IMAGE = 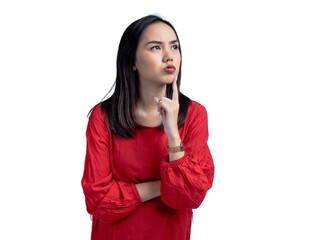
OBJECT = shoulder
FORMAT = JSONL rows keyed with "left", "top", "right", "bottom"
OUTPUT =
{"left": 187, "top": 100, "right": 208, "bottom": 119}
{"left": 89, "top": 103, "right": 104, "bottom": 121}
{"left": 181, "top": 99, "right": 209, "bottom": 132}
{"left": 185, "top": 100, "right": 208, "bottom": 129}
{"left": 182, "top": 100, "right": 209, "bottom": 138}
{"left": 87, "top": 103, "right": 109, "bottom": 131}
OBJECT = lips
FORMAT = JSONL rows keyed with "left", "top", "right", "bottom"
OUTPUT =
{"left": 164, "top": 65, "right": 176, "bottom": 74}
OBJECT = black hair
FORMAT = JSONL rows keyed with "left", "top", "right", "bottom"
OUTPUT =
{"left": 89, "top": 14, "right": 191, "bottom": 138}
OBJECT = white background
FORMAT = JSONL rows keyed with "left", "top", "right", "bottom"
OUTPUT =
{"left": 1, "top": 0, "right": 319, "bottom": 239}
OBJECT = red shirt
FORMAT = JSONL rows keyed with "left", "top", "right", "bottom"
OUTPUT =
{"left": 81, "top": 100, "right": 215, "bottom": 240}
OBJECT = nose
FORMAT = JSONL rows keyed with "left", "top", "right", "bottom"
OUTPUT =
{"left": 165, "top": 56, "right": 173, "bottom": 62}
{"left": 163, "top": 47, "right": 173, "bottom": 63}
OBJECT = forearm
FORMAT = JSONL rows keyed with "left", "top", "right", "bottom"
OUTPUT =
{"left": 135, "top": 180, "right": 161, "bottom": 202}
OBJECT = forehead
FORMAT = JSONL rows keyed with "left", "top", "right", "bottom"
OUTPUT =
{"left": 139, "top": 22, "right": 177, "bottom": 43}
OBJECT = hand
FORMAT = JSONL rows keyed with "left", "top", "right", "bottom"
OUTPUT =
{"left": 154, "top": 77, "right": 180, "bottom": 140}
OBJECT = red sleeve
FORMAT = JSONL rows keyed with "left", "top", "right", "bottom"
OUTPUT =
{"left": 160, "top": 103, "right": 215, "bottom": 209}
{"left": 81, "top": 105, "right": 142, "bottom": 223}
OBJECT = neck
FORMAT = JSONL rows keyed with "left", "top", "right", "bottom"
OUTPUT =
{"left": 136, "top": 81, "right": 167, "bottom": 112}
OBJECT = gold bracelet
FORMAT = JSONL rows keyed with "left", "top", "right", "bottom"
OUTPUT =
{"left": 167, "top": 142, "right": 184, "bottom": 153}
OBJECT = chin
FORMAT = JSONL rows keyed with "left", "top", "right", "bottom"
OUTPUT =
{"left": 151, "top": 75, "right": 176, "bottom": 86}
{"left": 163, "top": 75, "right": 176, "bottom": 83}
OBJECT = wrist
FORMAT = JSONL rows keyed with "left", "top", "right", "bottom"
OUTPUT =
{"left": 167, "top": 136, "right": 181, "bottom": 147}
{"left": 167, "top": 129, "right": 180, "bottom": 144}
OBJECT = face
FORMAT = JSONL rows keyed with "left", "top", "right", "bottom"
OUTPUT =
{"left": 134, "top": 22, "right": 181, "bottom": 86}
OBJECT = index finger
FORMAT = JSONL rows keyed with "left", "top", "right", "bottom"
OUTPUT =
{"left": 172, "top": 76, "right": 179, "bottom": 102}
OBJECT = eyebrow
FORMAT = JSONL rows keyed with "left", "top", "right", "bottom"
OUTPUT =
{"left": 145, "top": 40, "right": 179, "bottom": 46}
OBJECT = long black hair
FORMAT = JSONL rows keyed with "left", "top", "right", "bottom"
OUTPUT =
{"left": 89, "top": 14, "right": 191, "bottom": 138}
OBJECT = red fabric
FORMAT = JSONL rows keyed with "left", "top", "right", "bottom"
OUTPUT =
{"left": 81, "top": 100, "right": 215, "bottom": 240}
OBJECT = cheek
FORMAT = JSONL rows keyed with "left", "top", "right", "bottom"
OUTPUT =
{"left": 176, "top": 52, "right": 181, "bottom": 64}
{"left": 139, "top": 53, "right": 159, "bottom": 70}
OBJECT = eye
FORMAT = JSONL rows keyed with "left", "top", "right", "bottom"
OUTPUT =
{"left": 171, "top": 44, "right": 179, "bottom": 50}
{"left": 151, "top": 45, "right": 161, "bottom": 50}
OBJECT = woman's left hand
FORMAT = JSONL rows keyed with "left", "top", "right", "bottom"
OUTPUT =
{"left": 154, "top": 77, "right": 180, "bottom": 141}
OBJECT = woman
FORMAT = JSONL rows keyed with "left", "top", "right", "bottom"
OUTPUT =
{"left": 81, "top": 14, "right": 215, "bottom": 240}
